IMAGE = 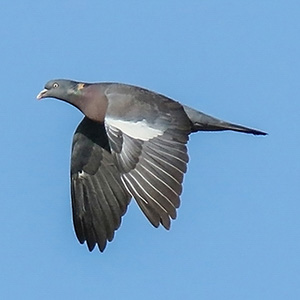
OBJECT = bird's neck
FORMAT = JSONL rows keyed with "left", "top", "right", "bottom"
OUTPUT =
{"left": 68, "top": 89, "right": 108, "bottom": 123}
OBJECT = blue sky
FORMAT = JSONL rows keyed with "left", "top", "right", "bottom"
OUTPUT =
{"left": 1, "top": 1, "right": 299, "bottom": 299}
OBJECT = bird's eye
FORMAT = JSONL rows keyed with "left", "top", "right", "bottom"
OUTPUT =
{"left": 53, "top": 83, "right": 59, "bottom": 88}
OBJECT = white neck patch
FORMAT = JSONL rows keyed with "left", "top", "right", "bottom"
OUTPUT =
{"left": 105, "top": 117, "right": 163, "bottom": 141}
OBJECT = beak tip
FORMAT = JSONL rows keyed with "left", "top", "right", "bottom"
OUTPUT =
{"left": 36, "top": 89, "right": 48, "bottom": 100}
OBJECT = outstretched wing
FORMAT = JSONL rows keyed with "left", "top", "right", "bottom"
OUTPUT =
{"left": 71, "top": 117, "right": 131, "bottom": 252}
{"left": 104, "top": 85, "right": 192, "bottom": 229}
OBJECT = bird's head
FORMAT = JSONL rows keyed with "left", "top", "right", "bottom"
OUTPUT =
{"left": 37, "top": 79, "right": 107, "bottom": 122}
{"left": 37, "top": 79, "right": 86, "bottom": 101}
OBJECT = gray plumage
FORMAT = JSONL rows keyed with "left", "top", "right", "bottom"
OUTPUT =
{"left": 37, "top": 79, "right": 266, "bottom": 252}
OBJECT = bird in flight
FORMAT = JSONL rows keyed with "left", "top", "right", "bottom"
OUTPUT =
{"left": 37, "top": 79, "right": 266, "bottom": 252}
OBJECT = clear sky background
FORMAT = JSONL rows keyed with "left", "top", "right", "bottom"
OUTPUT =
{"left": 1, "top": 1, "right": 299, "bottom": 299}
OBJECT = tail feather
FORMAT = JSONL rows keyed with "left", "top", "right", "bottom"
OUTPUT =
{"left": 183, "top": 105, "right": 267, "bottom": 136}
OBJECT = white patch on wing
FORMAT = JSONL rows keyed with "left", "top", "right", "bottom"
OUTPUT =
{"left": 106, "top": 117, "right": 163, "bottom": 141}
{"left": 78, "top": 170, "right": 86, "bottom": 179}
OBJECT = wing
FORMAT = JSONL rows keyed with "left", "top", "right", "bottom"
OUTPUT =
{"left": 71, "top": 117, "right": 131, "bottom": 252}
{"left": 104, "top": 86, "right": 192, "bottom": 229}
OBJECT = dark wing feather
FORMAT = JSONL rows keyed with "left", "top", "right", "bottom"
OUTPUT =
{"left": 106, "top": 125, "right": 189, "bottom": 230}
{"left": 71, "top": 117, "right": 131, "bottom": 252}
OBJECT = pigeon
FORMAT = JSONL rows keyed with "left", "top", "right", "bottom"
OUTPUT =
{"left": 37, "top": 79, "right": 266, "bottom": 252}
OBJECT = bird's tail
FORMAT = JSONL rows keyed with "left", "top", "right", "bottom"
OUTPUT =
{"left": 183, "top": 105, "right": 267, "bottom": 136}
